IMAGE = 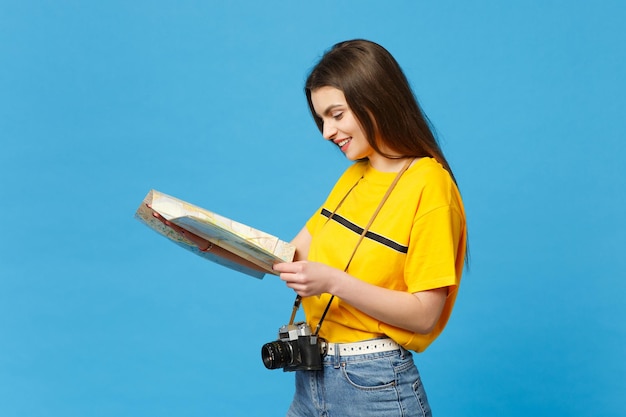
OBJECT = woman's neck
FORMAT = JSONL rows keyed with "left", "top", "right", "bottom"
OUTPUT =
{"left": 367, "top": 154, "right": 417, "bottom": 172}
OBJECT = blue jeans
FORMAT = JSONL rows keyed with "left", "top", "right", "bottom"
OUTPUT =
{"left": 286, "top": 347, "right": 432, "bottom": 417}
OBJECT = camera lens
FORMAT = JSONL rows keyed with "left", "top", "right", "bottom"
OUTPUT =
{"left": 261, "top": 341, "right": 293, "bottom": 370}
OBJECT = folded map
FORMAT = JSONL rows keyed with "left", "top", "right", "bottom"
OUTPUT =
{"left": 135, "top": 190, "right": 296, "bottom": 279}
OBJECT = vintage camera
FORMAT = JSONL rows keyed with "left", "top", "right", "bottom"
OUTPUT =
{"left": 261, "top": 322, "right": 327, "bottom": 372}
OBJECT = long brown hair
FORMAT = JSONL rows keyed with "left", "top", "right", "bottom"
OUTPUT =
{"left": 305, "top": 39, "right": 456, "bottom": 184}
{"left": 306, "top": 39, "right": 469, "bottom": 266}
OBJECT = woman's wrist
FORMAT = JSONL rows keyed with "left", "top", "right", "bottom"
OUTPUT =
{"left": 329, "top": 268, "right": 351, "bottom": 297}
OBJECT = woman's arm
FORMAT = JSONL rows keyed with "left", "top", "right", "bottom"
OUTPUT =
{"left": 272, "top": 260, "right": 448, "bottom": 334}
{"left": 329, "top": 269, "right": 448, "bottom": 334}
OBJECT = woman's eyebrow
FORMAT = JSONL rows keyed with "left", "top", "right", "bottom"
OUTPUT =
{"left": 320, "top": 104, "right": 343, "bottom": 117}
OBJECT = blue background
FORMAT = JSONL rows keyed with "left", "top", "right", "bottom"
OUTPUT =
{"left": 1, "top": 1, "right": 624, "bottom": 416}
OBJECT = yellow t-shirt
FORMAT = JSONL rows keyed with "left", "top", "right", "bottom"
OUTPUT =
{"left": 303, "top": 158, "right": 467, "bottom": 352}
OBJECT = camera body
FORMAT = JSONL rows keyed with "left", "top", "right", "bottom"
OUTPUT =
{"left": 261, "top": 322, "right": 327, "bottom": 372}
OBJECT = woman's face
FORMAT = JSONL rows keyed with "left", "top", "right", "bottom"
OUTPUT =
{"left": 310, "top": 86, "right": 375, "bottom": 162}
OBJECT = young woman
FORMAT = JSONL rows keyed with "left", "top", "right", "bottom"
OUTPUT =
{"left": 271, "top": 39, "right": 468, "bottom": 417}
{"left": 152, "top": 39, "right": 466, "bottom": 417}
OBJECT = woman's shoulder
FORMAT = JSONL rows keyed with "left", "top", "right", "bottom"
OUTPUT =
{"left": 407, "top": 158, "right": 454, "bottom": 188}
{"left": 405, "top": 158, "right": 462, "bottom": 208}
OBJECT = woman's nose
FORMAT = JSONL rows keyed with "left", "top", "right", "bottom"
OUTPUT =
{"left": 322, "top": 121, "right": 337, "bottom": 140}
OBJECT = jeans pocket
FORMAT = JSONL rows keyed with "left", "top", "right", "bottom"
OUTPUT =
{"left": 340, "top": 358, "right": 397, "bottom": 391}
{"left": 410, "top": 367, "right": 432, "bottom": 417}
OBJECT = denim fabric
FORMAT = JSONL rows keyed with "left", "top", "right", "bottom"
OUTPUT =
{"left": 286, "top": 347, "right": 432, "bottom": 417}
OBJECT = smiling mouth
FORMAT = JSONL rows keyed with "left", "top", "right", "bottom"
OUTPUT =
{"left": 337, "top": 138, "right": 351, "bottom": 148}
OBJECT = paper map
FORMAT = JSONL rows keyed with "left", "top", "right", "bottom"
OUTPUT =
{"left": 135, "top": 190, "right": 296, "bottom": 279}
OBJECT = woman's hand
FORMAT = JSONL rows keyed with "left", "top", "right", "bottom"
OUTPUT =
{"left": 273, "top": 261, "right": 342, "bottom": 297}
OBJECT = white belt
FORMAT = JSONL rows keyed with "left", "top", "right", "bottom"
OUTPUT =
{"left": 326, "top": 338, "right": 400, "bottom": 356}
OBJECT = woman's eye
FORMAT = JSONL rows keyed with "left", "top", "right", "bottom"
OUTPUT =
{"left": 332, "top": 112, "right": 343, "bottom": 120}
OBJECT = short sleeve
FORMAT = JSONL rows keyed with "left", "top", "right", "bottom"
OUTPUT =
{"left": 405, "top": 204, "right": 465, "bottom": 293}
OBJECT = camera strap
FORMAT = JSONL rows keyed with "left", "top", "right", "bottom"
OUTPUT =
{"left": 288, "top": 158, "right": 415, "bottom": 337}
